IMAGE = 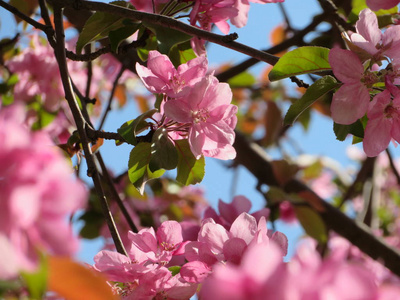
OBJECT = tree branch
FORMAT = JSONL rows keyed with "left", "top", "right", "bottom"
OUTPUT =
{"left": 233, "top": 131, "right": 400, "bottom": 277}
{"left": 51, "top": 4, "right": 127, "bottom": 256}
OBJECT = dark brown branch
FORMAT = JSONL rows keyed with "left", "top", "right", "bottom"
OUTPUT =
{"left": 52, "top": 4, "right": 127, "bottom": 256}
{"left": 233, "top": 131, "right": 400, "bottom": 277}
{"left": 52, "top": 0, "right": 280, "bottom": 66}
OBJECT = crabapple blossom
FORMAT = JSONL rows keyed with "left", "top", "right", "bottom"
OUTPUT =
{"left": 136, "top": 50, "right": 208, "bottom": 98}
{"left": 329, "top": 48, "right": 375, "bottom": 124}
{"left": 349, "top": 9, "right": 400, "bottom": 62}
{"left": 164, "top": 75, "right": 238, "bottom": 159}
{"left": 0, "top": 104, "right": 86, "bottom": 279}
{"left": 203, "top": 195, "right": 270, "bottom": 229}
{"left": 363, "top": 89, "right": 400, "bottom": 157}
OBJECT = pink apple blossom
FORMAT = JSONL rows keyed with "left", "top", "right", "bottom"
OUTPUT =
{"left": 200, "top": 242, "right": 286, "bottom": 300}
{"left": 349, "top": 9, "right": 400, "bottom": 62}
{"left": 203, "top": 195, "right": 270, "bottom": 229}
{"left": 136, "top": 50, "right": 208, "bottom": 98}
{"left": 164, "top": 75, "right": 238, "bottom": 159}
{"left": 0, "top": 104, "right": 86, "bottom": 279}
{"left": 363, "top": 89, "right": 400, "bottom": 156}
{"left": 129, "top": 0, "right": 168, "bottom": 13}
{"left": 329, "top": 48, "right": 375, "bottom": 124}
{"left": 128, "top": 220, "right": 184, "bottom": 264}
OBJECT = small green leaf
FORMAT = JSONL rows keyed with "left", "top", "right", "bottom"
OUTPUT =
{"left": 143, "top": 21, "right": 192, "bottom": 55}
{"left": 128, "top": 143, "right": 165, "bottom": 194}
{"left": 294, "top": 206, "right": 328, "bottom": 244}
{"left": 284, "top": 76, "right": 338, "bottom": 126}
{"left": 175, "top": 139, "right": 205, "bottom": 186}
{"left": 149, "top": 128, "right": 178, "bottom": 172}
{"left": 117, "top": 109, "right": 157, "bottom": 145}
{"left": 109, "top": 23, "right": 141, "bottom": 53}
{"left": 137, "top": 34, "right": 158, "bottom": 61}
{"left": 168, "top": 41, "right": 197, "bottom": 68}
{"left": 76, "top": 1, "right": 134, "bottom": 54}
{"left": 128, "top": 142, "right": 152, "bottom": 185}
{"left": 269, "top": 46, "right": 331, "bottom": 81}
{"left": 168, "top": 266, "right": 181, "bottom": 276}
{"left": 333, "top": 119, "right": 364, "bottom": 141}
{"left": 228, "top": 71, "right": 256, "bottom": 88}
{"left": 21, "top": 253, "right": 48, "bottom": 299}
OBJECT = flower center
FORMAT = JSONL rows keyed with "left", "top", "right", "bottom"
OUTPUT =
{"left": 170, "top": 75, "right": 185, "bottom": 94}
{"left": 191, "top": 108, "right": 209, "bottom": 123}
{"left": 384, "top": 104, "right": 399, "bottom": 119}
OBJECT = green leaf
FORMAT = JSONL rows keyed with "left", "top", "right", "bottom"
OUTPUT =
{"left": 137, "top": 34, "right": 158, "bottom": 61}
{"left": 168, "top": 266, "right": 181, "bottom": 276}
{"left": 269, "top": 46, "right": 331, "bottom": 81}
{"left": 294, "top": 206, "right": 328, "bottom": 244}
{"left": 128, "top": 143, "right": 165, "bottom": 193}
{"left": 143, "top": 21, "right": 192, "bottom": 55}
{"left": 128, "top": 142, "right": 152, "bottom": 185}
{"left": 168, "top": 41, "right": 197, "bottom": 68}
{"left": 284, "top": 76, "right": 338, "bottom": 126}
{"left": 175, "top": 139, "right": 205, "bottom": 186}
{"left": 149, "top": 128, "right": 179, "bottom": 172}
{"left": 109, "top": 22, "right": 141, "bottom": 53}
{"left": 78, "top": 210, "right": 104, "bottom": 239}
{"left": 76, "top": 1, "right": 134, "bottom": 54}
{"left": 21, "top": 253, "right": 48, "bottom": 299}
{"left": 333, "top": 120, "right": 364, "bottom": 141}
{"left": 117, "top": 109, "right": 157, "bottom": 145}
{"left": 228, "top": 71, "right": 256, "bottom": 88}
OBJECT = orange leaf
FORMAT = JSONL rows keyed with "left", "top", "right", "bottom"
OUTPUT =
{"left": 135, "top": 95, "right": 150, "bottom": 113}
{"left": 115, "top": 84, "right": 127, "bottom": 108}
{"left": 48, "top": 256, "right": 118, "bottom": 300}
{"left": 269, "top": 24, "right": 287, "bottom": 57}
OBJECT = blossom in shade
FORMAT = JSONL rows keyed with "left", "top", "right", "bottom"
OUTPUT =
{"left": 136, "top": 50, "right": 208, "bottom": 98}
{"left": 0, "top": 104, "right": 86, "bottom": 279}
{"left": 164, "top": 75, "right": 238, "bottom": 159}
{"left": 329, "top": 48, "right": 374, "bottom": 125}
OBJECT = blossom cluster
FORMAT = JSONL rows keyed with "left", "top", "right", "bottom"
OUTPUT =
{"left": 93, "top": 196, "right": 287, "bottom": 299}
{"left": 0, "top": 104, "right": 86, "bottom": 279}
{"left": 136, "top": 50, "right": 238, "bottom": 160}
{"left": 329, "top": 8, "right": 400, "bottom": 157}
{"left": 93, "top": 195, "right": 400, "bottom": 299}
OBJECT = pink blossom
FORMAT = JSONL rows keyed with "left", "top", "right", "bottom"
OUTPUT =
{"left": 136, "top": 50, "right": 208, "bottom": 98}
{"left": 279, "top": 201, "right": 297, "bottom": 224}
{"left": 128, "top": 221, "right": 184, "bottom": 264}
{"left": 164, "top": 75, "right": 238, "bottom": 159}
{"left": 0, "top": 104, "right": 86, "bottom": 279}
{"left": 363, "top": 89, "right": 400, "bottom": 156}
{"left": 329, "top": 48, "right": 374, "bottom": 124}
{"left": 349, "top": 8, "right": 400, "bottom": 62}
{"left": 200, "top": 242, "right": 286, "bottom": 300}
{"left": 203, "top": 195, "right": 270, "bottom": 229}
{"left": 366, "top": 0, "right": 399, "bottom": 11}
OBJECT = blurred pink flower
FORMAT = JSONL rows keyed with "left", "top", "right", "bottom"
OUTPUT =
{"left": 0, "top": 104, "right": 86, "bottom": 279}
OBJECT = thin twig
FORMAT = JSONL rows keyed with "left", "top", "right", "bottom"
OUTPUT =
{"left": 98, "top": 66, "right": 125, "bottom": 130}
{"left": 52, "top": 4, "right": 127, "bottom": 256}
